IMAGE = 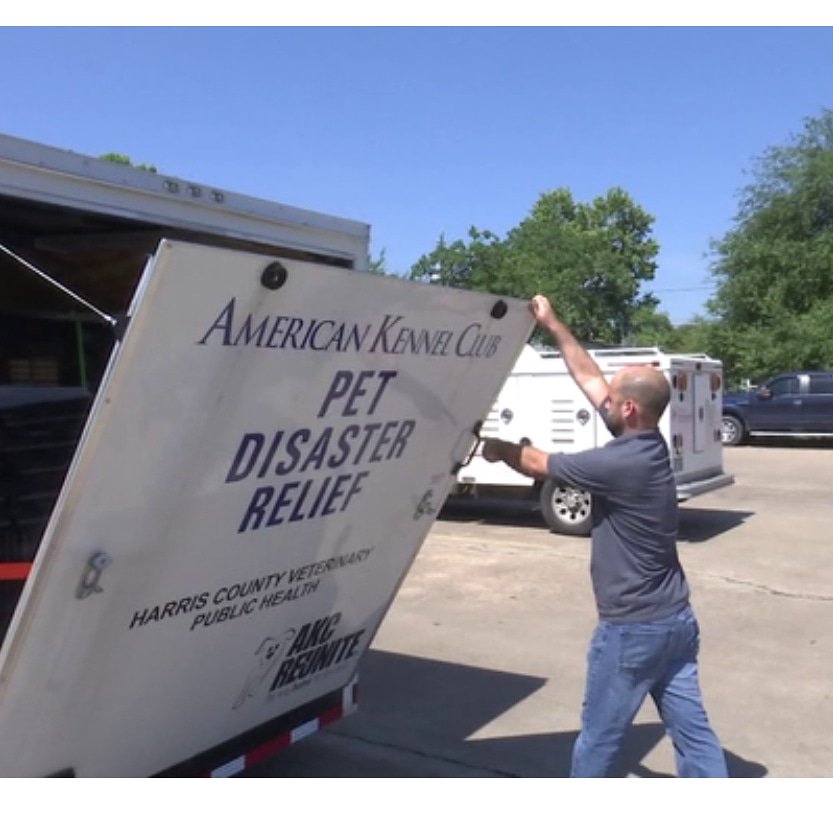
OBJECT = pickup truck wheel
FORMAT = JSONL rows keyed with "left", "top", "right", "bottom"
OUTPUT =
{"left": 721, "top": 415, "right": 745, "bottom": 446}
{"left": 539, "top": 481, "right": 593, "bottom": 536}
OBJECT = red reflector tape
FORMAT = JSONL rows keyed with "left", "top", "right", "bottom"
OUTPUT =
{"left": 0, "top": 563, "right": 32, "bottom": 581}
{"left": 203, "top": 680, "right": 357, "bottom": 777}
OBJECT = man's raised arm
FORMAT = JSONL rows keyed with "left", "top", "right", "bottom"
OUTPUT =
{"left": 529, "top": 295, "right": 610, "bottom": 411}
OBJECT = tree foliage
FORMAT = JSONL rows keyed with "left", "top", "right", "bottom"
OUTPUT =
{"left": 626, "top": 306, "right": 675, "bottom": 348}
{"left": 709, "top": 109, "right": 833, "bottom": 382}
{"left": 368, "top": 248, "right": 391, "bottom": 275}
{"left": 406, "top": 110, "right": 833, "bottom": 387}
{"left": 410, "top": 187, "right": 660, "bottom": 344}
{"left": 410, "top": 228, "right": 505, "bottom": 290}
{"left": 100, "top": 152, "right": 158, "bottom": 173}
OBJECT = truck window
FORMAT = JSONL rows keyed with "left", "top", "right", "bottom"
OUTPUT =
{"left": 808, "top": 376, "right": 833, "bottom": 395}
{"left": 768, "top": 377, "right": 799, "bottom": 397}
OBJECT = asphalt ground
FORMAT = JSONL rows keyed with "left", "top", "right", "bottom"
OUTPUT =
{"left": 248, "top": 442, "right": 833, "bottom": 778}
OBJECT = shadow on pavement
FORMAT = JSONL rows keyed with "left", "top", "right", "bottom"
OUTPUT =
{"left": 249, "top": 649, "right": 767, "bottom": 778}
{"left": 678, "top": 506, "right": 754, "bottom": 543}
{"left": 441, "top": 497, "right": 753, "bottom": 545}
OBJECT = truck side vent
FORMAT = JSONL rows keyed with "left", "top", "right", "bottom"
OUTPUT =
{"left": 549, "top": 397, "right": 577, "bottom": 444}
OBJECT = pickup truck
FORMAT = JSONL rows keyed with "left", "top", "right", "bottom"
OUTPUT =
{"left": 721, "top": 371, "right": 833, "bottom": 445}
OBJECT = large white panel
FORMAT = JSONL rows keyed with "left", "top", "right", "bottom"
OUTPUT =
{"left": 0, "top": 241, "right": 532, "bottom": 776}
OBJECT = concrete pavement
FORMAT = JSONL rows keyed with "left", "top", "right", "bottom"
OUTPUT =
{"left": 250, "top": 443, "right": 833, "bottom": 777}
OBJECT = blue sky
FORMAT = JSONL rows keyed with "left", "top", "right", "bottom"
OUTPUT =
{"left": 1, "top": 24, "right": 832, "bottom": 323}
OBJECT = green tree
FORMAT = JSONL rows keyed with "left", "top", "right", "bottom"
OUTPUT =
{"left": 709, "top": 109, "right": 833, "bottom": 380}
{"left": 504, "top": 188, "right": 659, "bottom": 344}
{"left": 664, "top": 318, "right": 718, "bottom": 356}
{"left": 410, "top": 187, "right": 660, "bottom": 344}
{"left": 368, "top": 248, "right": 390, "bottom": 275}
{"left": 409, "top": 228, "right": 505, "bottom": 289}
{"left": 626, "top": 306, "right": 675, "bottom": 348}
{"left": 100, "top": 152, "right": 158, "bottom": 173}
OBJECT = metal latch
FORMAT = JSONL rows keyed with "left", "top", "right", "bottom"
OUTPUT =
{"left": 450, "top": 420, "right": 484, "bottom": 475}
{"left": 76, "top": 551, "right": 113, "bottom": 600}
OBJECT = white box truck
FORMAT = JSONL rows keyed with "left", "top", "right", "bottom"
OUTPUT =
{"left": 0, "top": 134, "right": 533, "bottom": 776}
{"left": 453, "top": 344, "right": 734, "bottom": 535}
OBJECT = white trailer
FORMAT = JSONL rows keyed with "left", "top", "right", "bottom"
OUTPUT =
{"left": 453, "top": 344, "right": 734, "bottom": 535}
{"left": 0, "top": 134, "right": 533, "bottom": 776}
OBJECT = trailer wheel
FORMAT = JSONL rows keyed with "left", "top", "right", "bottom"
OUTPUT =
{"left": 539, "top": 481, "right": 593, "bottom": 536}
{"left": 720, "top": 415, "right": 745, "bottom": 446}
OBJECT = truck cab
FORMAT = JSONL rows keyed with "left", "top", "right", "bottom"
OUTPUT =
{"left": 721, "top": 371, "right": 833, "bottom": 444}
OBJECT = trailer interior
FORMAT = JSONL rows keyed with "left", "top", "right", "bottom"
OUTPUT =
{"left": 0, "top": 188, "right": 357, "bottom": 642}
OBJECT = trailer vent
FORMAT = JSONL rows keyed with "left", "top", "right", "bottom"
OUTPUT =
{"left": 549, "top": 397, "right": 578, "bottom": 444}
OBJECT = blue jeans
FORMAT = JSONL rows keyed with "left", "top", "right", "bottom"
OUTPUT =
{"left": 571, "top": 606, "right": 728, "bottom": 777}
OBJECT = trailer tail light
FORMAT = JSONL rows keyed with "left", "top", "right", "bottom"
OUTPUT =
{"left": 674, "top": 372, "right": 688, "bottom": 392}
{"left": 710, "top": 373, "right": 722, "bottom": 391}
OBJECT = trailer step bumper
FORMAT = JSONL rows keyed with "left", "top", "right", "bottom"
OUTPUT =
{"left": 676, "top": 472, "right": 735, "bottom": 502}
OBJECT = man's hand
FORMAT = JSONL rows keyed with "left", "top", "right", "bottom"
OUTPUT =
{"left": 529, "top": 294, "right": 559, "bottom": 330}
{"left": 481, "top": 438, "right": 506, "bottom": 463}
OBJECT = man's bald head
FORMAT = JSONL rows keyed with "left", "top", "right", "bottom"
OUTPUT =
{"left": 612, "top": 366, "right": 671, "bottom": 427}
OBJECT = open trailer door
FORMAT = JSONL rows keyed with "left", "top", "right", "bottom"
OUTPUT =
{"left": 0, "top": 240, "right": 532, "bottom": 777}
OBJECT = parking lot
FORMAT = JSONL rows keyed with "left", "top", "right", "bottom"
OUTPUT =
{"left": 252, "top": 443, "right": 833, "bottom": 778}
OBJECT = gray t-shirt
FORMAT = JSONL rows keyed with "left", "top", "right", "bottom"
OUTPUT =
{"left": 547, "top": 430, "right": 690, "bottom": 623}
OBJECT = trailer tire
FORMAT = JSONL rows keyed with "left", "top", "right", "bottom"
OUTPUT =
{"left": 539, "top": 481, "right": 593, "bottom": 536}
{"left": 720, "top": 414, "right": 745, "bottom": 446}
